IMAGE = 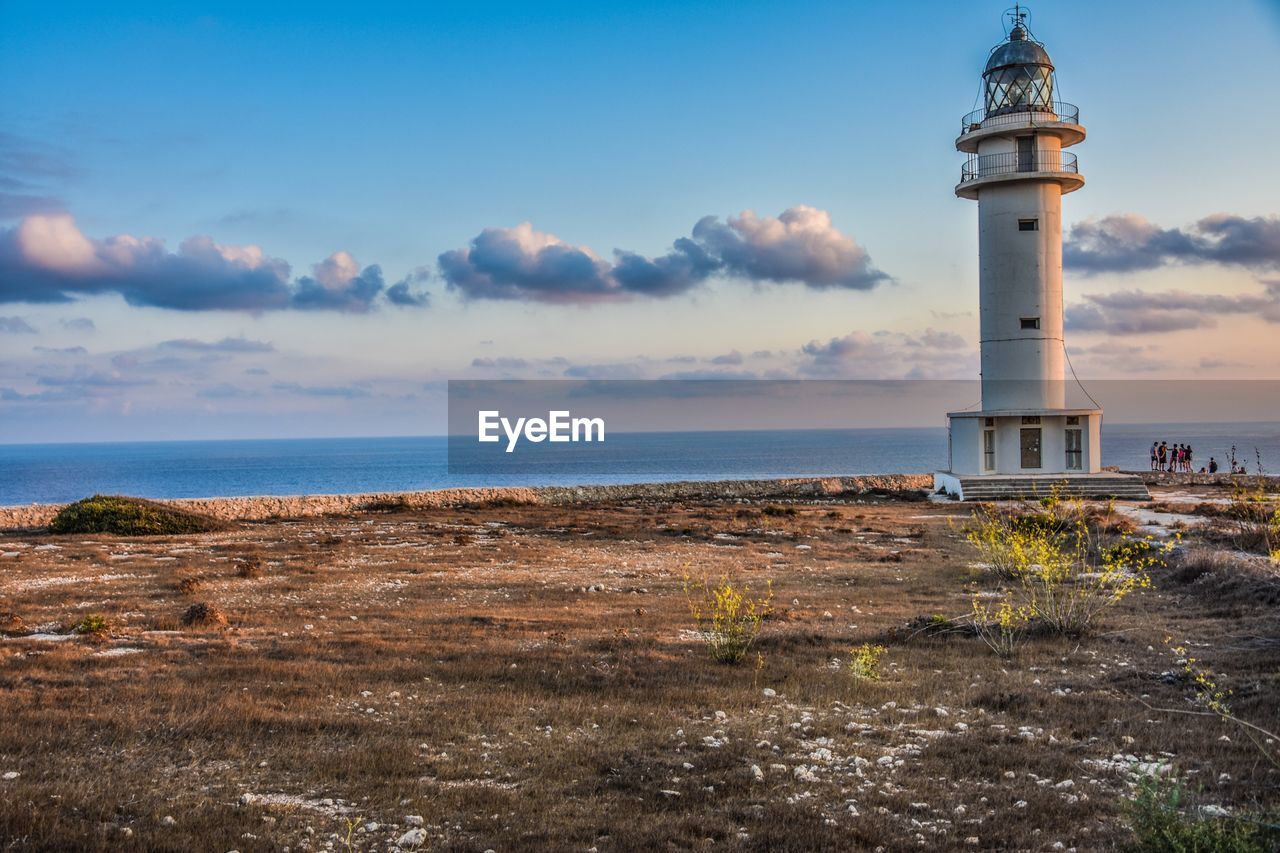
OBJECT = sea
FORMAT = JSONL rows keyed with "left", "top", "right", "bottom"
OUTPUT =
{"left": 2, "top": 422, "right": 1278, "bottom": 506}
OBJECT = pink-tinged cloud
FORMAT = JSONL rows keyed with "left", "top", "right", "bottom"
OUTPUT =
{"left": 1064, "top": 213, "right": 1280, "bottom": 274}
{"left": 1066, "top": 281, "right": 1280, "bottom": 335}
{"left": 0, "top": 214, "right": 428, "bottom": 312}
{"left": 439, "top": 206, "right": 889, "bottom": 303}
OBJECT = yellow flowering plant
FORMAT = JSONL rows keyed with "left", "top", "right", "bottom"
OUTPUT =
{"left": 683, "top": 574, "right": 773, "bottom": 663}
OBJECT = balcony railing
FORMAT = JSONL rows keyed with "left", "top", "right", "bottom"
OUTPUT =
{"left": 960, "top": 101, "right": 1080, "bottom": 136}
{"left": 960, "top": 150, "right": 1079, "bottom": 183}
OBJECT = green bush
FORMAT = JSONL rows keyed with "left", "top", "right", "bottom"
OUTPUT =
{"left": 1126, "top": 776, "right": 1280, "bottom": 853}
{"left": 49, "top": 495, "right": 225, "bottom": 536}
{"left": 73, "top": 614, "right": 109, "bottom": 635}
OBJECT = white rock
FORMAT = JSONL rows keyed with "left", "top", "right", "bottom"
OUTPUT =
{"left": 161, "top": 815, "right": 177, "bottom": 827}
{"left": 404, "top": 815, "right": 424, "bottom": 827}
{"left": 1, "top": 771, "right": 19, "bottom": 781}
{"left": 750, "top": 764, "right": 765, "bottom": 782}
{"left": 1200, "top": 804, "right": 1231, "bottom": 818}
{"left": 396, "top": 828, "right": 428, "bottom": 849}
{"left": 1014, "top": 800, "right": 1028, "bottom": 809}
{"left": 762, "top": 688, "right": 777, "bottom": 697}
{"left": 1054, "top": 779, "right": 1074, "bottom": 790}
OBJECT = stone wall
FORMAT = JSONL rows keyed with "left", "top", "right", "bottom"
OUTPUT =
{"left": 1125, "top": 471, "right": 1280, "bottom": 489}
{"left": 0, "top": 474, "right": 933, "bottom": 531}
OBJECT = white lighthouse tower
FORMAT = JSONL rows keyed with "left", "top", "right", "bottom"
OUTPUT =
{"left": 935, "top": 8, "right": 1147, "bottom": 501}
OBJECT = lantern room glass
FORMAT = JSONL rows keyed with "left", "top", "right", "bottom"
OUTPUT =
{"left": 984, "top": 64, "right": 1055, "bottom": 116}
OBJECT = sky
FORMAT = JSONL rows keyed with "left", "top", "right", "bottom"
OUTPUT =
{"left": 2, "top": 0, "right": 1280, "bottom": 442}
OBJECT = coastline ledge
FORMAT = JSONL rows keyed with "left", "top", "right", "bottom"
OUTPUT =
{"left": 0, "top": 474, "right": 933, "bottom": 531}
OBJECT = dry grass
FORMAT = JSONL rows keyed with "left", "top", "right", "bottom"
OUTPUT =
{"left": 0, "top": 488, "right": 1276, "bottom": 851}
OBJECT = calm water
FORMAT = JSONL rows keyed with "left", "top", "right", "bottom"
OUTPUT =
{"left": 2, "top": 422, "right": 1278, "bottom": 505}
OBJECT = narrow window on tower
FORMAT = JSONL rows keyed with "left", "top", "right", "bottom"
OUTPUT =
{"left": 1020, "top": 317, "right": 1040, "bottom": 330}
{"left": 1018, "top": 218, "right": 1039, "bottom": 231}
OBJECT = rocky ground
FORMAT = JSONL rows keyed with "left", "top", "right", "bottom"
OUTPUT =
{"left": 0, "top": 481, "right": 1277, "bottom": 851}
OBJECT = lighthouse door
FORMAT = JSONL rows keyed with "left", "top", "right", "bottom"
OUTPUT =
{"left": 1017, "top": 136, "right": 1036, "bottom": 172}
{"left": 1020, "top": 428, "right": 1042, "bottom": 468}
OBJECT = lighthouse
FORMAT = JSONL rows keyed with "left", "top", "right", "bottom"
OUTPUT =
{"left": 935, "top": 8, "right": 1148, "bottom": 501}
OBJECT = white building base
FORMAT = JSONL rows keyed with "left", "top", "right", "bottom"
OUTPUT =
{"left": 938, "top": 406, "right": 1149, "bottom": 500}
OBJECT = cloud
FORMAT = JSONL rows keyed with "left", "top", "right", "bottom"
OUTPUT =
{"left": 562, "top": 362, "right": 649, "bottom": 379}
{"left": 658, "top": 369, "right": 761, "bottom": 380}
{"left": 439, "top": 222, "right": 618, "bottom": 303}
{"left": 33, "top": 345, "right": 87, "bottom": 355}
{"left": 35, "top": 371, "right": 154, "bottom": 389}
{"left": 60, "top": 316, "right": 95, "bottom": 332}
{"left": 196, "top": 382, "right": 260, "bottom": 399}
{"left": 471, "top": 356, "right": 531, "bottom": 369}
{"left": 157, "top": 336, "right": 275, "bottom": 353}
{"left": 610, "top": 238, "right": 722, "bottom": 297}
{"left": 710, "top": 350, "right": 745, "bottom": 365}
{"left": 439, "top": 206, "right": 889, "bottom": 303}
{"left": 385, "top": 267, "right": 432, "bottom": 307}
{"left": 692, "top": 206, "right": 889, "bottom": 290}
{"left": 799, "top": 329, "right": 975, "bottom": 379}
{"left": 0, "top": 186, "right": 63, "bottom": 219}
{"left": 0, "top": 133, "right": 74, "bottom": 220}
{"left": 1198, "top": 356, "right": 1246, "bottom": 370}
{"left": 0, "top": 214, "right": 426, "bottom": 312}
{"left": 0, "top": 315, "right": 36, "bottom": 333}
{"left": 1065, "top": 213, "right": 1280, "bottom": 274}
{"left": 272, "top": 381, "right": 372, "bottom": 398}
{"left": 1065, "top": 281, "right": 1280, "bottom": 334}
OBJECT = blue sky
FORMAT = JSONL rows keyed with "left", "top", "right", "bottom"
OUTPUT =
{"left": 2, "top": 1, "right": 1280, "bottom": 441}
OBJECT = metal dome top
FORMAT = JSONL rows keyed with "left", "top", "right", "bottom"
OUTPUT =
{"left": 984, "top": 25, "right": 1054, "bottom": 76}
{"left": 980, "top": 7, "right": 1058, "bottom": 115}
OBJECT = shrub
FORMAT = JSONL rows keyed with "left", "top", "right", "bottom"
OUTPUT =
{"left": 1126, "top": 775, "right": 1279, "bottom": 853}
{"left": 176, "top": 576, "right": 204, "bottom": 595}
{"left": 847, "top": 643, "right": 886, "bottom": 681}
{"left": 966, "top": 498, "right": 1173, "bottom": 636}
{"left": 235, "top": 557, "right": 263, "bottom": 579}
{"left": 683, "top": 574, "right": 772, "bottom": 663}
{"left": 73, "top": 614, "right": 110, "bottom": 636}
{"left": 180, "top": 602, "right": 228, "bottom": 629}
{"left": 49, "top": 495, "right": 225, "bottom": 536}
{"left": 970, "top": 594, "right": 1029, "bottom": 658}
{"left": 1221, "top": 454, "right": 1279, "bottom": 560}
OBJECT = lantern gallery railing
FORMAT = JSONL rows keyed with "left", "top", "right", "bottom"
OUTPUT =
{"left": 960, "top": 150, "right": 1078, "bottom": 183}
{"left": 960, "top": 101, "right": 1080, "bottom": 135}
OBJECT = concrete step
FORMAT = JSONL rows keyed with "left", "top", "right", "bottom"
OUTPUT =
{"left": 947, "top": 475, "right": 1150, "bottom": 501}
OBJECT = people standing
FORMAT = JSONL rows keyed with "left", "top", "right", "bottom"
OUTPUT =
{"left": 1158, "top": 442, "right": 1168, "bottom": 472}
{"left": 1150, "top": 442, "right": 1159, "bottom": 470}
